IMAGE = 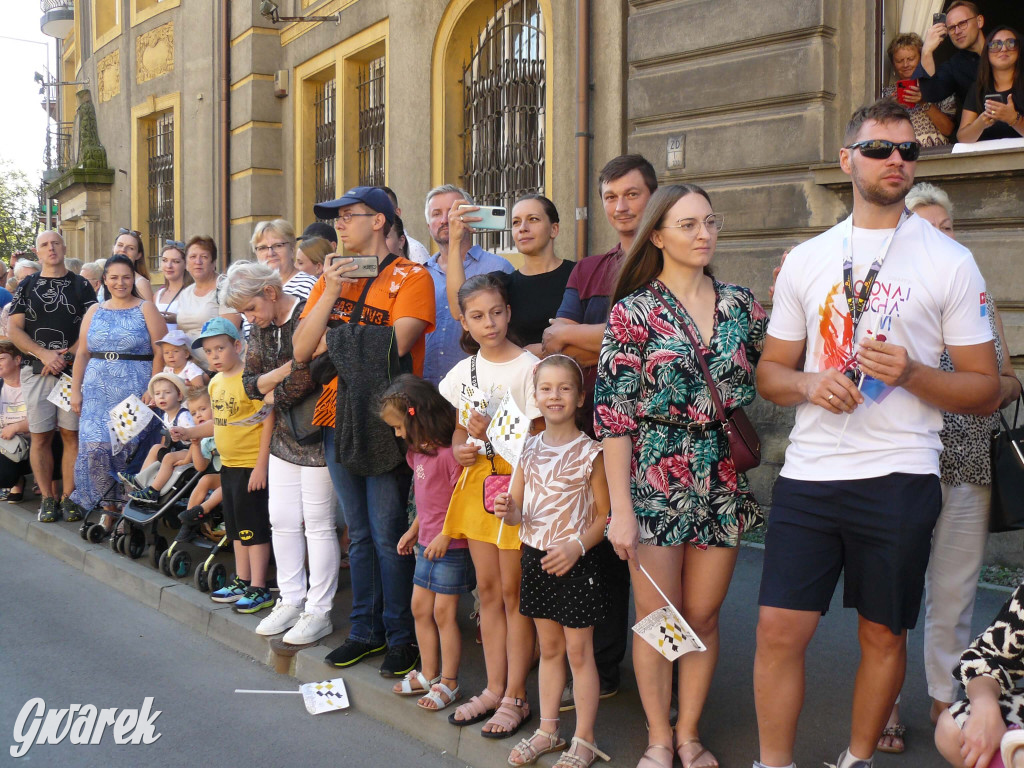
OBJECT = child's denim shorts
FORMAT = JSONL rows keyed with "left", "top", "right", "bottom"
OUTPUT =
{"left": 413, "top": 544, "right": 476, "bottom": 595}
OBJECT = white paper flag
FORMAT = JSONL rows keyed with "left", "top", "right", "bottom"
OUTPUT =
{"left": 486, "top": 391, "right": 529, "bottom": 468}
{"left": 229, "top": 403, "right": 274, "bottom": 427}
{"left": 46, "top": 374, "right": 73, "bottom": 413}
{"left": 299, "top": 677, "right": 350, "bottom": 714}
{"left": 631, "top": 564, "right": 706, "bottom": 661}
{"left": 109, "top": 394, "right": 160, "bottom": 446}
{"left": 457, "top": 383, "right": 491, "bottom": 429}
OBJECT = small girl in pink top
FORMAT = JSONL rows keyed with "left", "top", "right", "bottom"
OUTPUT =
{"left": 494, "top": 355, "right": 612, "bottom": 768}
{"left": 381, "top": 375, "right": 474, "bottom": 713}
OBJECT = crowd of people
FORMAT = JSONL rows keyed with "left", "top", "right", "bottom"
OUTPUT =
{"left": 1, "top": 87, "right": 1022, "bottom": 768}
{"left": 893, "top": 1, "right": 1023, "bottom": 147}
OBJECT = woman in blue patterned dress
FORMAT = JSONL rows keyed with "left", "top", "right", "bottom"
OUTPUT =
{"left": 595, "top": 185, "right": 767, "bottom": 768}
{"left": 69, "top": 255, "right": 167, "bottom": 528}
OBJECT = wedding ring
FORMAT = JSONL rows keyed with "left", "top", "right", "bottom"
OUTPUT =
{"left": 459, "top": 215, "right": 465, "bottom": 222}
{"left": 827, "top": 393, "right": 835, "bottom": 401}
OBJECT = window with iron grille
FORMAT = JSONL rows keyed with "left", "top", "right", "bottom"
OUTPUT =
{"left": 462, "top": 0, "right": 545, "bottom": 252}
{"left": 146, "top": 112, "right": 174, "bottom": 272}
{"left": 313, "top": 78, "right": 337, "bottom": 219}
{"left": 357, "top": 56, "right": 386, "bottom": 188}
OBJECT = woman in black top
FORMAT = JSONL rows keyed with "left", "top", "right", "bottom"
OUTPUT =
{"left": 958, "top": 26, "right": 1024, "bottom": 142}
{"left": 445, "top": 194, "right": 574, "bottom": 355}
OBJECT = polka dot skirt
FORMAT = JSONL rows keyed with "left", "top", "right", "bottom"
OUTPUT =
{"left": 519, "top": 545, "right": 607, "bottom": 629}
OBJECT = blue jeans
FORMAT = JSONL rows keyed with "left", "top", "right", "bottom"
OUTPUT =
{"left": 324, "top": 428, "right": 415, "bottom": 647}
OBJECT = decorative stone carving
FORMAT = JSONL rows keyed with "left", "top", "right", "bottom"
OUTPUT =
{"left": 97, "top": 50, "right": 120, "bottom": 103}
{"left": 71, "top": 90, "right": 111, "bottom": 172}
{"left": 136, "top": 22, "right": 174, "bottom": 84}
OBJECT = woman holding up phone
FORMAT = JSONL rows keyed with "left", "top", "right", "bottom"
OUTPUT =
{"left": 958, "top": 27, "right": 1024, "bottom": 142}
{"left": 445, "top": 195, "right": 574, "bottom": 356}
{"left": 882, "top": 33, "right": 955, "bottom": 146}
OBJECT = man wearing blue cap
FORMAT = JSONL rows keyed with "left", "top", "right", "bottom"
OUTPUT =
{"left": 294, "top": 186, "right": 435, "bottom": 677}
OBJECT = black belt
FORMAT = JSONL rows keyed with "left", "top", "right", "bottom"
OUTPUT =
{"left": 641, "top": 415, "right": 723, "bottom": 433}
{"left": 89, "top": 352, "right": 154, "bottom": 362}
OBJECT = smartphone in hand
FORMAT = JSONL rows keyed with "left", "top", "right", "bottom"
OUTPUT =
{"left": 457, "top": 204, "right": 508, "bottom": 231}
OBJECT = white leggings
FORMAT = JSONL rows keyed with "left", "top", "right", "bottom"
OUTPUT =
{"left": 268, "top": 455, "right": 340, "bottom": 616}
{"left": 923, "top": 481, "right": 990, "bottom": 703}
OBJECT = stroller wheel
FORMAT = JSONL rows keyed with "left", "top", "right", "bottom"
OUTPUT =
{"left": 149, "top": 536, "right": 167, "bottom": 569}
{"left": 111, "top": 533, "right": 123, "bottom": 554}
{"left": 169, "top": 550, "right": 192, "bottom": 579}
{"left": 158, "top": 550, "right": 171, "bottom": 576}
{"left": 79, "top": 523, "right": 89, "bottom": 541}
{"left": 208, "top": 562, "right": 228, "bottom": 592}
{"left": 86, "top": 524, "right": 106, "bottom": 544}
{"left": 126, "top": 528, "right": 146, "bottom": 559}
{"left": 194, "top": 564, "right": 210, "bottom": 592}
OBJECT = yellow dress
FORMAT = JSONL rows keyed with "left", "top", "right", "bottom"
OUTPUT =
{"left": 442, "top": 454, "right": 521, "bottom": 550}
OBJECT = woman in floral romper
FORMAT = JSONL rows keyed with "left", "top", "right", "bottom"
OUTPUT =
{"left": 596, "top": 184, "right": 767, "bottom": 768}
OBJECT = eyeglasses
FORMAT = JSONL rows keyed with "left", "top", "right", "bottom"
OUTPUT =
{"left": 661, "top": 213, "right": 725, "bottom": 236}
{"left": 845, "top": 139, "right": 921, "bottom": 161}
{"left": 334, "top": 212, "right": 377, "bottom": 225}
{"left": 164, "top": 239, "right": 186, "bottom": 250}
{"left": 946, "top": 16, "right": 977, "bottom": 35}
{"left": 118, "top": 227, "right": 142, "bottom": 238}
{"left": 988, "top": 38, "right": 1020, "bottom": 52}
{"left": 253, "top": 242, "right": 292, "bottom": 256}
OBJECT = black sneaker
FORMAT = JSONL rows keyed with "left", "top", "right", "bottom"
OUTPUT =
{"left": 61, "top": 497, "right": 84, "bottom": 522}
{"left": 379, "top": 643, "right": 420, "bottom": 678}
{"left": 325, "top": 638, "right": 386, "bottom": 668}
{"left": 178, "top": 505, "right": 211, "bottom": 525}
{"left": 38, "top": 497, "right": 60, "bottom": 523}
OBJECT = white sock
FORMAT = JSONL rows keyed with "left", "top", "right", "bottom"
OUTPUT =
{"left": 754, "top": 763, "right": 796, "bottom": 768}
{"left": 839, "top": 749, "right": 872, "bottom": 768}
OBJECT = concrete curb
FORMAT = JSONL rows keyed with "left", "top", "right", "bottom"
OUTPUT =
{"left": 1, "top": 501, "right": 624, "bottom": 767}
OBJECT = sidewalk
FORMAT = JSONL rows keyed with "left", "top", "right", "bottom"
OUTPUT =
{"left": 0, "top": 498, "right": 1009, "bottom": 767}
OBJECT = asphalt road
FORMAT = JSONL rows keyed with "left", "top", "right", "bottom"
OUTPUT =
{"left": 0, "top": 526, "right": 460, "bottom": 768}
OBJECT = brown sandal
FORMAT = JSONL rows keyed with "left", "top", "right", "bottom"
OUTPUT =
{"left": 637, "top": 744, "right": 674, "bottom": 768}
{"left": 677, "top": 739, "right": 718, "bottom": 768}
{"left": 482, "top": 696, "right": 532, "bottom": 739}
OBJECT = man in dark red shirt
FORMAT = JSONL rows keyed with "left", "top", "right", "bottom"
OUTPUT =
{"left": 543, "top": 154, "right": 656, "bottom": 702}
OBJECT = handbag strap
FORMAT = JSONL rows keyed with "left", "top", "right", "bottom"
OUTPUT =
{"left": 1000, "top": 391, "right": 1024, "bottom": 432}
{"left": 648, "top": 282, "right": 728, "bottom": 423}
{"left": 470, "top": 353, "right": 498, "bottom": 471}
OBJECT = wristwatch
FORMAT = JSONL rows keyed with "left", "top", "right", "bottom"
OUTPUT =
{"left": 62, "top": 352, "right": 74, "bottom": 364}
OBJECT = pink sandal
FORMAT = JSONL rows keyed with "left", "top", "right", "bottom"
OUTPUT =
{"left": 448, "top": 687, "right": 501, "bottom": 726}
{"left": 482, "top": 696, "right": 532, "bottom": 740}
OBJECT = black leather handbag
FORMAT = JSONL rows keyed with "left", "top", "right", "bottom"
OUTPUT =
{"left": 990, "top": 393, "right": 1024, "bottom": 533}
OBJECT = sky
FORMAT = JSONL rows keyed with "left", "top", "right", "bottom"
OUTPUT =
{"left": 0, "top": 4, "right": 58, "bottom": 185}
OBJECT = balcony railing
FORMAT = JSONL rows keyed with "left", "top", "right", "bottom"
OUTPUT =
{"left": 43, "top": 121, "right": 74, "bottom": 181}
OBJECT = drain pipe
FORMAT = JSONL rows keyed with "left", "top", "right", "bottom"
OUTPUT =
{"left": 218, "top": 0, "right": 231, "bottom": 268}
{"left": 574, "top": 0, "right": 591, "bottom": 262}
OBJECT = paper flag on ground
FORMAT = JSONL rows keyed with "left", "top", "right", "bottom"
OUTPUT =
{"left": 457, "top": 383, "right": 491, "bottom": 429}
{"left": 229, "top": 403, "right": 274, "bottom": 427}
{"left": 486, "top": 391, "right": 529, "bottom": 468}
{"left": 109, "top": 394, "right": 159, "bottom": 446}
{"left": 46, "top": 374, "right": 73, "bottom": 413}
{"left": 632, "top": 605, "right": 706, "bottom": 661}
{"left": 299, "top": 677, "right": 350, "bottom": 714}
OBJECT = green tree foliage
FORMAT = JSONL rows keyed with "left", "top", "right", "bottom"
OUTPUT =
{"left": 0, "top": 159, "right": 39, "bottom": 262}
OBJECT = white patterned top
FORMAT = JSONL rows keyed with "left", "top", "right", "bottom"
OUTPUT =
{"left": 518, "top": 431, "right": 602, "bottom": 551}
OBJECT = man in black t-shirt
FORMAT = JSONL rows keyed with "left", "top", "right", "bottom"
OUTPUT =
{"left": 8, "top": 230, "right": 97, "bottom": 523}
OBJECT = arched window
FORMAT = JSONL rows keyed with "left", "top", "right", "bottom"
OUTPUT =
{"left": 461, "top": 0, "right": 545, "bottom": 252}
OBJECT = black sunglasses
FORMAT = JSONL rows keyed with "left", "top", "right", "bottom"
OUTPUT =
{"left": 845, "top": 139, "right": 921, "bottom": 162}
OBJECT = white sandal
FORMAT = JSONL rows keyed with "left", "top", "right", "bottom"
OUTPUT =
{"left": 417, "top": 682, "right": 461, "bottom": 712}
{"left": 553, "top": 737, "right": 611, "bottom": 768}
{"left": 392, "top": 670, "right": 439, "bottom": 696}
{"left": 508, "top": 724, "right": 566, "bottom": 767}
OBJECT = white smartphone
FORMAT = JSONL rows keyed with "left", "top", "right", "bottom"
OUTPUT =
{"left": 458, "top": 204, "right": 507, "bottom": 231}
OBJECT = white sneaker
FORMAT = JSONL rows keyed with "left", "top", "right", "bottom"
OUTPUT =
{"left": 255, "top": 601, "right": 302, "bottom": 636}
{"left": 281, "top": 611, "right": 333, "bottom": 646}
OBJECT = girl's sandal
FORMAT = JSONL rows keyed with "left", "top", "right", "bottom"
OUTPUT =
{"left": 553, "top": 737, "right": 611, "bottom": 768}
{"left": 448, "top": 688, "right": 501, "bottom": 726}
{"left": 418, "top": 682, "right": 461, "bottom": 712}
{"left": 482, "top": 696, "right": 532, "bottom": 740}
{"left": 393, "top": 670, "right": 440, "bottom": 696}
{"left": 507, "top": 723, "right": 566, "bottom": 767}
{"left": 676, "top": 739, "right": 719, "bottom": 768}
{"left": 637, "top": 744, "right": 674, "bottom": 768}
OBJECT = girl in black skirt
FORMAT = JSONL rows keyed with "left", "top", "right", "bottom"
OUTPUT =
{"left": 494, "top": 355, "right": 612, "bottom": 768}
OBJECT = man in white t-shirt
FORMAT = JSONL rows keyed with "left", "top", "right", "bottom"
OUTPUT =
{"left": 752, "top": 100, "right": 1001, "bottom": 768}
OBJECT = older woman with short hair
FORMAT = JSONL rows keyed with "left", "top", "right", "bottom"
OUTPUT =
{"left": 250, "top": 219, "right": 317, "bottom": 300}
{"left": 223, "top": 260, "right": 338, "bottom": 645}
{"left": 883, "top": 32, "right": 955, "bottom": 146}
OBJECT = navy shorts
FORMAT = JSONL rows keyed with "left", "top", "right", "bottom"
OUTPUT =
{"left": 758, "top": 473, "right": 941, "bottom": 634}
{"left": 221, "top": 465, "right": 271, "bottom": 547}
{"left": 413, "top": 544, "right": 475, "bottom": 595}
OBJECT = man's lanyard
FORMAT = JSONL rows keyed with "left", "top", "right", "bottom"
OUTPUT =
{"left": 841, "top": 208, "right": 911, "bottom": 337}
